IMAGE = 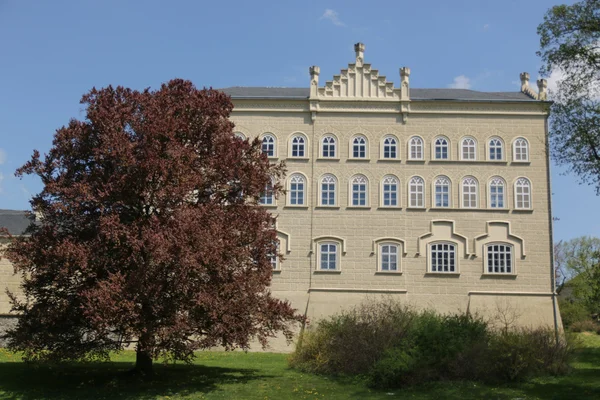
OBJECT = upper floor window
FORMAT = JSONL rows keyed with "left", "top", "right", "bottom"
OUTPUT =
{"left": 382, "top": 175, "right": 399, "bottom": 207}
{"left": 434, "top": 137, "right": 449, "bottom": 160}
{"left": 461, "top": 137, "right": 476, "bottom": 160}
{"left": 513, "top": 138, "right": 529, "bottom": 162}
{"left": 380, "top": 243, "right": 399, "bottom": 271}
{"left": 515, "top": 177, "right": 531, "bottom": 209}
{"left": 462, "top": 177, "right": 478, "bottom": 208}
{"left": 289, "top": 174, "right": 306, "bottom": 205}
{"left": 489, "top": 177, "right": 506, "bottom": 208}
{"left": 259, "top": 181, "right": 275, "bottom": 205}
{"left": 382, "top": 136, "right": 398, "bottom": 159}
{"left": 261, "top": 134, "right": 276, "bottom": 157}
{"left": 291, "top": 135, "right": 306, "bottom": 158}
{"left": 489, "top": 138, "right": 504, "bottom": 161}
{"left": 351, "top": 175, "right": 368, "bottom": 206}
{"left": 430, "top": 242, "right": 456, "bottom": 273}
{"left": 234, "top": 132, "right": 246, "bottom": 140}
{"left": 409, "top": 176, "right": 425, "bottom": 208}
{"left": 434, "top": 176, "right": 451, "bottom": 207}
{"left": 352, "top": 136, "right": 368, "bottom": 159}
{"left": 486, "top": 243, "right": 513, "bottom": 274}
{"left": 320, "top": 174, "right": 337, "bottom": 206}
{"left": 269, "top": 240, "right": 280, "bottom": 270}
{"left": 322, "top": 135, "right": 337, "bottom": 158}
{"left": 319, "top": 242, "right": 339, "bottom": 270}
{"left": 409, "top": 137, "right": 424, "bottom": 160}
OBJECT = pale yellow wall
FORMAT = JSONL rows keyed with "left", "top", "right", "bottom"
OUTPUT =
{"left": 0, "top": 243, "right": 22, "bottom": 315}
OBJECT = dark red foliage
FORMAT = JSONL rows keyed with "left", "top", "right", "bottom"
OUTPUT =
{"left": 2, "top": 79, "right": 302, "bottom": 372}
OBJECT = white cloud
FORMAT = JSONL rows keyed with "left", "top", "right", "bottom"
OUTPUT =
{"left": 544, "top": 69, "right": 565, "bottom": 95}
{"left": 321, "top": 9, "right": 345, "bottom": 27}
{"left": 0, "top": 148, "right": 6, "bottom": 165}
{"left": 448, "top": 75, "right": 472, "bottom": 89}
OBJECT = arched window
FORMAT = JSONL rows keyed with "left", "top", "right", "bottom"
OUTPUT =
{"left": 352, "top": 136, "right": 367, "bottom": 159}
{"left": 409, "top": 137, "right": 424, "bottom": 160}
{"left": 461, "top": 137, "right": 476, "bottom": 160}
{"left": 382, "top": 136, "right": 398, "bottom": 159}
{"left": 261, "top": 134, "right": 276, "bottom": 157}
{"left": 234, "top": 132, "right": 246, "bottom": 140}
{"left": 430, "top": 242, "right": 456, "bottom": 272}
{"left": 351, "top": 175, "right": 368, "bottom": 206}
{"left": 259, "top": 180, "right": 275, "bottom": 205}
{"left": 322, "top": 135, "right": 337, "bottom": 158}
{"left": 489, "top": 177, "right": 506, "bottom": 208}
{"left": 486, "top": 243, "right": 513, "bottom": 274}
{"left": 382, "top": 175, "right": 399, "bottom": 207}
{"left": 291, "top": 135, "right": 306, "bottom": 157}
{"left": 320, "top": 174, "right": 337, "bottom": 206}
{"left": 513, "top": 138, "right": 529, "bottom": 162}
{"left": 462, "top": 177, "right": 478, "bottom": 208}
{"left": 515, "top": 177, "right": 531, "bottom": 209}
{"left": 380, "top": 243, "right": 399, "bottom": 271}
{"left": 409, "top": 176, "right": 425, "bottom": 208}
{"left": 434, "top": 176, "right": 451, "bottom": 207}
{"left": 434, "top": 137, "right": 449, "bottom": 160}
{"left": 489, "top": 138, "right": 504, "bottom": 160}
{"left": 289, "top": 174, "right": 306, "bottom": 205}
{"left": 319, "top": 242, "right": 339, "bottom": 270}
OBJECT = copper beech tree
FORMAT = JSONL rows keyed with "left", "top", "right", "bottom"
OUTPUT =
{"left": 1, "top": 79, "right": 302, "bottom": 374}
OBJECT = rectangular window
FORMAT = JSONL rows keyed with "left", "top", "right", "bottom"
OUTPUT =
{"left": 380, "top": 244, "right": 398, "bottom": 271}
{"left": 435, "top": 186, "right": 449, "bottom": 207}
{"left": 321, "top": 182, "right": 335, "bottom": 206}
{"left": 320, "top": 243, "right": 338, "bottom": 270}
{"left": 383, "top": 184, "right": 397, "bottom": 206}
{"left": 487, "top": 244, "right": 513, "bottom": 273}
{"left": 430, "top": 243, "right": 456, "bottom": 272}
{"left": 290, "top": 183, "right": 304, "bottom": 205}
{"left": 352, "top": 183, "right": 367, "bottom": 206}
{"left": 490, "top": 186, "right": 504, "bottom": 208}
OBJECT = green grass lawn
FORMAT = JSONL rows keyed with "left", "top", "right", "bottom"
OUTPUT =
{"left": 0, "top": 333, "right": 599, "bottom": 400}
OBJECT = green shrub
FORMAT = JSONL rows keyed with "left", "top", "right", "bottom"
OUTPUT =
{"left": 559, "top": 298, "right": 590, "bottom": 328}
{"left": 290, "top": 301, "right": 572, "bottom": 388}
{"left": 570, "top": 319, "right": 600, "bottom": 333}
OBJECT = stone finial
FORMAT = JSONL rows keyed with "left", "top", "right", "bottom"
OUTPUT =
{"left": 537, "top": 79, "right": 548, "bottom": 101}
{"left": 354, "top": 42, "right": 365, "bottom": 66}
{"left": 309, "top": 65, "right": 320, "bottom": 78}
{"left": 400, "top": 67, "right": 410, "bottom": 100}
{"left": 309, "top": 66, "right": 320, "bottom": 98}
{"left": 520, "top": 72, "right": 530, "bottom": 91}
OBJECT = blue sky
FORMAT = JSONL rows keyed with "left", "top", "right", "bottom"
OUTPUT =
{"left": 0, "top": 0, "right": 596, "bottom": 242}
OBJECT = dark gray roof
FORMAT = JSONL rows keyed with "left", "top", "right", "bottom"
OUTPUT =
{"left": 0, "top": 210, "right": 33, "bottom": 236}
{"left": 219, "top": 87, "right": 538, "bottom": 102}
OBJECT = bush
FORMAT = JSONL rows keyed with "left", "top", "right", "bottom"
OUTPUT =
{"left": 290, "top": 301, "right": 572, "bottom": 388}
{"left": 570, "top": 319, "right": 600, "bottom": 334}
{"left": 559, "top": 298, "right": 590, "bottom": 328}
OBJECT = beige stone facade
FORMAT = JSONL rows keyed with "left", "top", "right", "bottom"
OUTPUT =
{"left": 222, "top": 43, "right": 560, "bottom": 350}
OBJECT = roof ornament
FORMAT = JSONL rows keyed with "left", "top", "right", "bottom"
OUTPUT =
{"left": 537, "top": 79, "right": 548, "bottom": 101}
{"left": 354, "top": 42, "right": 365, "bottom": 67}
{"left": 520, "top": 72, "right": 542, "bottom": 100}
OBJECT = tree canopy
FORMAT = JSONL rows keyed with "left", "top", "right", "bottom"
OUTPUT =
{"left": 0, "top": 79, "right": 302, "bottom": 374}
{"left": 537, "top": 0, "right": 600, "bottom": 194}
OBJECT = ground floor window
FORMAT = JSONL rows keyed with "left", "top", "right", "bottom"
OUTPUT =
{"left": 430, "top": 242, "right": 456, "bottom": 272}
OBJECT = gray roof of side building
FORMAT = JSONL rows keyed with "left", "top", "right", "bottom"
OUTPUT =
{"left": 219, "top": 87, "right": 538, "bottom": 102}
{"left": 0, "top": 210, "right": 34, "bottom": 236}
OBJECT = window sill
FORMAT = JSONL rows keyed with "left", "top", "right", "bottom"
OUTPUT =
{"left": 425, "top": 272, "right": 460, "bottom": 277}
{"left": 286, "top": 157, "right": 309, "bottom": 162}
{"left": 377, "top": 206, "right": 402, "bottom": 210}
{"left": 406, "top": 159, "right": 425, "bottom": 163}
{"left": 317, "top": 157, "right": 340, "bottom": 161}
{"left": 430, "top": 207, "right": 453, "bottom": 210}
{"left": 314, "top": 270, "right": 342, "bottom": 274}
{"left": 377, "top": 158, "right": 402, "bottom": 162}
{"left": 481, "top": 273, "right": 517, "bottom": 279}
{"left": 315, "top": 206, "right": 340, "bottom": 210}
{"left": 272, "top": 270, "right": 282, "bottom": 274}
{"left": 347, "top": 158, "right": 371, "bottom": 162}
{"left": 375, "top": 271, "right": 402, "bottom": 275}
{"left": 346, "top": 206, "right": 371, "bottom": 210}
{"left": 259, "top": 204, "right": 278, "bottom": 209}
{"left": 283, "top": 205, "right": 310, "bottom": 209}
{"left": 511, "top": 161, "right": 531, "bottom": 165}
{"left": 406, "top": 207, "right": 426, "bottom": 210}
{"left": 267, "top": 156, "right": 279, "bottom": 161}
{"left": 512, "top": 209, "right": 533, "bottom": 213}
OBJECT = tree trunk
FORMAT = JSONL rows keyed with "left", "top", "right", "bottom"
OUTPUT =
{"left": 135, "top": 348, "right": 154, "bottom": 376}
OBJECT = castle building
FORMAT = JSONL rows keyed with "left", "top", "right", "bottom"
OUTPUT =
{"left": 221, "top": 43, "right": 560, "bottom": 345}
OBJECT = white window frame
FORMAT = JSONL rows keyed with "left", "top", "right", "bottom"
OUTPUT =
{"left": 321, "top": 135, "right": 337, "bottom": 158}
{"left": 485, "top": 243, "right": 514, "bottom": 274}
{"left": 261, "top": 134, "right": 277, "bottom": 158}
{"left": 513, "top": 138, "right": 529, "bottom": 162}
{"left": 461, "top": 176, "right": 478, "bottom": 208}
{"left": 488, "top": 137, "right": 504, "bottom": 161}
{"left": 289, "top": 133, "right": 308, "bottom": 158}
{"left": 381, "top": 135, "right": 399, "bottom": 160}
{"left": 428, "top": 241, "right": 458, "bottom": 273}
{"left": 379, "top": 243, "right": 400, "bottom": 272}
{"left": 381, "top": 175, "right": 399, "bottom": 207}
{"left": 349, "top": 175, "right": 369, "bottom": 207}
{"left": 288, "top": 173, "right": 307, "bottom": 206}
{"left": 408, "top": 136, "right": 424, "bottom": 160}
{"left": 433, "top": 136, "right": 450, "bottom": 160}
{"left": 269, "top": 240, "right": 280, "bottom": 271}
{"left": 433, "top": 176, "right": 451, "bottom": 208}
{"left": 514, "top": 177, "right": 532, "bottom": 209}
{"left": 259, "top": 180, "right": 275, "bottom": 206}
{"left": 460, "top": 137, "right": 477, "bottom": 161}
{"left": 350, "top": 135, "right": 369, "bottom": 159}
{"left": 408, "top": 176, "right": 425, "bottom": 208}
{"left": 320, "top": 174, "right": 337, "bottom": 206}
{"left": 489, "top": 177, "right": 506, "bottom": 209}
{"left": 318, "top": 241, "right": 340, "bottom": 271}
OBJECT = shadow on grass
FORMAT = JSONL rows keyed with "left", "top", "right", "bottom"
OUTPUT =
{"left": 0, "top": 361, "right": 272, "bottom": 400}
